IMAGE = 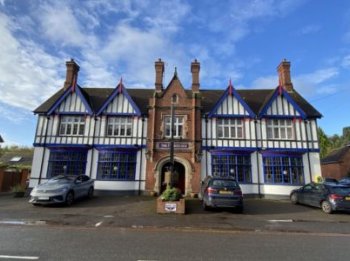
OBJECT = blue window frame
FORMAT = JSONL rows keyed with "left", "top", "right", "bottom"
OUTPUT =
{"left": 97, "top": 150, "right": 137, "bottom": 180}
{"left": 47, "top": 150, "right": 87, "bottom": 178}
{"left": 263, "top": 155, "right": 304, "bottom": 185}
{"left": 211, "top": 154, "right": 252, "bottom": 183}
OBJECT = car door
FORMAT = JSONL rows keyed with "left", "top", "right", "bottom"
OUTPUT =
{"left": 299, "top": 184, "right": 314, "bottom": 205}
{"left": 308, "top": 184, "right": 324, "bottom": 207}
{"left": 74, "top": 175, "right": 85, "bottom": 198}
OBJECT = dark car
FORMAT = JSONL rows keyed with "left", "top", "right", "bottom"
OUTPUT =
{"left": 290, "top": 182, "right": 350, "bottom": 214}
{"left": 339, "top": 177, "right": 350, "bottom": 185}
{"left": 29, "top": 175, "right": 94, "bottom": 206}
{"left": 200, "top": 176, "right": 243, "bottom": 212}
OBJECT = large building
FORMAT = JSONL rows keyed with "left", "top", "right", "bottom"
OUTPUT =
{"left": 30, "top": 59, "right": 322, "bottom": 197}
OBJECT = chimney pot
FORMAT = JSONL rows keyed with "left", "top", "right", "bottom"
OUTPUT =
{"left": 191, "top": 59, "right": 200, "bottom": 92}
{"left": 277, "top": 59, "right": 293, "bottom": 92}
{"left": 64, "top": 59, "right": 80, "bottom": 90}
{"left": 155, "top": 59, "right": 164, "bottom": 92}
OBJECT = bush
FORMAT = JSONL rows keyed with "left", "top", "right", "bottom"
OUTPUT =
{"left": 11, "top": 184, "right": 26, "bottom": 193}
{"left": 160, "top": 185, "right": 182, "bottom": 201}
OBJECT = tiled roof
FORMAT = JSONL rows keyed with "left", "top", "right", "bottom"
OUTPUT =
{"left": 0, "top": 150, "right": 34, "bottom": 167}
{"left": 34, "top": 87, "right": 322, "bottom": 118}
{"left": 321, "top": 145, "right": 350, "bottom": 164}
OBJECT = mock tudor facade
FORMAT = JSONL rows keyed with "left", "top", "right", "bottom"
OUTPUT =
{"left": 30, "top": 58, "right": 322, "bottom": 197}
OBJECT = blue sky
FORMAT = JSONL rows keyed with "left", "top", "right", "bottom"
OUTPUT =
{"left": 0, "top": 0, "right": 350, "bottom": 146}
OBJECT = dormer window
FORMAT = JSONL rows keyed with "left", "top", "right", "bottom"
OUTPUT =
{"left": 266, "top": 119, "right": 294, "bottom": 140}
{"left": 107, "top": 117, "right": 132, "bottom": 137}
{"left": 59, "top": 115, "right": 85, "bottom": 136}
{"left": 217, "top": 118, "right": 244, "bottom": 139}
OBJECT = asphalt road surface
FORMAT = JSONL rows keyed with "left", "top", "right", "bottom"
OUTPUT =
{"left": 0, "top": 224, "right": 350, "bottom": 261}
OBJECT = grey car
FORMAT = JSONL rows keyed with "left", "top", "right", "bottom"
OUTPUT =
{"left": 29, "top": 175, "right": 94, "bottom": 206}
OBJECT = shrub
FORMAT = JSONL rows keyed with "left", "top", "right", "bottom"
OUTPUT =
{"left": 160, "top": 185, "right": 182, "bottom": 201}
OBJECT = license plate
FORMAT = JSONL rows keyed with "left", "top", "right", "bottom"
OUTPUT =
{"left": 38, "top": 196, "right": 49, "bottom": 200}
{"left": 219, "top": 191, "right": 233, "bottom": 195}
{"left": 345, "top": 197, "right": 350, "bottom": 201}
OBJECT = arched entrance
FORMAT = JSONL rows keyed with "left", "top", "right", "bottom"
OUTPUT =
{"left": 160, "top": 161, "right": 185, "bottom": 194}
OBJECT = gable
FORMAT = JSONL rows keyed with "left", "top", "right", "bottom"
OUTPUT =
{"left": 97, "top": 83, "right": 141, "bottom": 116}
{"left": 48, "top": 87, "right": 93, "bottom": 115}
{"left": 208, "top": 85, "right": 255, "bottom": 118}
{"left": 259, "top": 87, "right": 306, "bottom": 119}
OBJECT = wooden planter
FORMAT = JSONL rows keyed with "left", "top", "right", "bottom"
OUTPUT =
{"left": 156, "top": 197, "right": 186, "bottom": 214}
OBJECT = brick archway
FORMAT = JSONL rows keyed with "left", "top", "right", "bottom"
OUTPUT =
{"left": 153, "top": 156, "right": 193, "bottom": 196}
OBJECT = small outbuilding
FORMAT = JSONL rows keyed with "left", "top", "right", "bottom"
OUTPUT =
{"left": 321, "top": 144, "right": 350, "bottom": 180}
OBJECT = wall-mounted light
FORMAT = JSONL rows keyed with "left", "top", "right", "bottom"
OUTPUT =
{"left": 195, "top": 152, "right": 203, "bottom": 162}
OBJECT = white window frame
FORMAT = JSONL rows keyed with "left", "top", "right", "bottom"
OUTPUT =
{"left": 107, "top": 117, "right": 133, "bottom": 137}
{"left": 266, "top": 119, "right": 294, "bottom": 140}
{"left": 59, "top": 115, "right": 85, "bottom": 136}
{"left": 164, "top": 115, "right": 184, "bottom": 139}
{"left": 217, "top": 118, "right": 244, "bottom": 139}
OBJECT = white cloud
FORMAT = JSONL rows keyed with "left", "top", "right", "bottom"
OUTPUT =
{"left": 0, "top": 13, "right": 63, "bottom": 110}
{"left": 341, "top": 55, "right": 350, "bottom": 68}
{"left": 37, "top": 2, "right": 92, "bottom": 48}
{"left": 299, "top": 24, "right": 321, "bottom": 35}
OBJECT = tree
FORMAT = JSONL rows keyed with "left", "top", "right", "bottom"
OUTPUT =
{"left": 317, "top": 127, "right": 331, "bottom": 159}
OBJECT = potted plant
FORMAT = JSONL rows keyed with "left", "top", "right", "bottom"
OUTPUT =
{"left": 11, "top": 184, "right": 26, "bottom": 197}
{"left": 157, "top": 185, "right": 185, "bottom": 214}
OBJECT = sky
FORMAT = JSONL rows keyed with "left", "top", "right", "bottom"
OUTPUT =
{"left": 0, "top": 0, "right": 350, "bottom": 146}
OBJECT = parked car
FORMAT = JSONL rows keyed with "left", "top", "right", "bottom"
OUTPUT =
{"left": 200, "top": 176, "right": 243, "bottom": 212}
{"left": 290, "top": 182, "right": 350, "bottom": 214}
{"left": 339, "top": 177, "right": 350, "bottom": 185}
{"left": 29, "top": 175, "right": 94, "bottom": 206}
{"left": 323, "top": 177, "right": 338, "bottom": 185}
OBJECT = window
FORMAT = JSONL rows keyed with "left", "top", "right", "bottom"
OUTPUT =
{"left": 59, "top": 116, "right": 85, "bottom": 136}
{"left": 107, "top": 117, "right": 132, "bottom": 137}
{"left": 263, "top": 155, "right": 304, "bottom": 185}
{"left": 97, "top": 151, "right": 137, "bottom": 180}
{"left": 164, "top": 116, "right": 184, "bottom": 138}
{"left": 47, "top": 150, "right": 87, "bottom": 178}
{"left": 217, "top": 118, "right": 244, "bottom": 138}
{"left": 211, "top": 154, "right": 251, "bottom": 183}
{"left": 266, "top": 119, "right": 293, "bottom": 140}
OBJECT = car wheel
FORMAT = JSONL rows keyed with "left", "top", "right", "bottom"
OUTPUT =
{"left": 32, "top": 203, "right": 40, "bottom": 207}
{"left": 321, "top": 200, "right": 333, "bottom": 214}
{"left": 87, "top": 187, "right": 94, "bottom": 199}
{"left": 290, "top": 193, "right": 298, "bottom": 204}
{"left": 65, "top": 191, "right": 74, "bottom": 206}
{"left": 202, "top": 200, "right": 209, "bottom": 211}
{"left": 236, "top": 206, "right": 244, "bottom": 214}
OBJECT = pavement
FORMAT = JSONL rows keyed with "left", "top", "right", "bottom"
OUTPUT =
{"left": 0, "top": 193, "right": 349, "bottom": 235}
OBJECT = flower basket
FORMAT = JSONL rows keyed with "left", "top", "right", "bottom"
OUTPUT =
{"left": 156, "top": 185, "right": 185, "bottom": 214}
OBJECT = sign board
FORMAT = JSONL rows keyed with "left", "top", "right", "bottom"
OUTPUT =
{"left": 164, "top": 203, "right": 177, "bottom": 212}
{"left": 157, "top": 142, "right": 189, "bottom": 149}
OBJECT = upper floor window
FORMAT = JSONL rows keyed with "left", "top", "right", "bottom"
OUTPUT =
{"left": 107, "top": 117, "right": 132, "bottom": 137}
{"left": 266, "top": 119, "right": 293, "bottom": 140}
{"left": 217, "top": 118, "right": 244, "bottom": 139}
{"left": 164, "top": 116, "right": 184, "bottom": 139}
{"left": 59, "top": 116, "right": 85, "bottom": 136}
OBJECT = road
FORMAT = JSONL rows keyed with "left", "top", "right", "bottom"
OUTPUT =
{"left": 0, "top": 224, "right": 350, "bottom": 261}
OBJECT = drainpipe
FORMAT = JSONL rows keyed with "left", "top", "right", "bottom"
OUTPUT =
{"left": 205, "top": 116, "right": 208, "bottom": 177}
{"left": 254, "top": 119, "right": 261, "bottom": 198}
{"left": 138, "top": 117, "right": 145, "bottom": 195}
{"left": 89, "top": 116, "right": 97, "bottom": 179}
{"left": 305, "top": 120, "right": 313, "bottom": 183}
{"left": 38, "top": 115, "right": 50, "bottom": 185}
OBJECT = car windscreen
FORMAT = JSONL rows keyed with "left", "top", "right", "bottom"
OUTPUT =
{"left": 50, "top": 175, "right": 76, "bottom": 182}
{"left": 329, "top": 186, "right": 350, "bottom": 195}
{"left": 210, "top": 179, "right": 238, "bottom": 188}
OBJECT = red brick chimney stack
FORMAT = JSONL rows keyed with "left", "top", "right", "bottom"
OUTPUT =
{"left": 191, "top": 59, "right": 200, "bottom": 92}
{"left": 155, "top": 58, "right": 164, "bottom": 92}
{"left": 64, "top": 59, "right": 80, "bottom": 90}
{"left": 277, "top": 59, "right": 293, "bottom": 92}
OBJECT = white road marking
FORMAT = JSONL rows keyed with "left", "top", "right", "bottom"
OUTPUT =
{"left": 95, "top": 221, "right": 103, "bottom": 227}
{"left": 0, "top": 255, "right": 39, "bottom": 260}
{"left": 268, "top": 219, "right": 294, "bottom": 223}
